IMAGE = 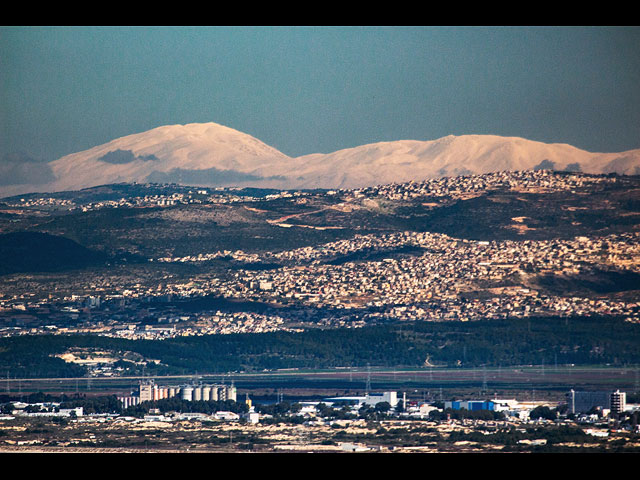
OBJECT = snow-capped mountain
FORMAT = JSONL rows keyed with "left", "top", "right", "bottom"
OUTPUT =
{"left": 2, "top": 122, "right": 640, "bottom": 197}
{"left": 277, "top": 135, "right": 640, "bottom": 190}
{"left": 45, "top": 122, "right": 291, "bottom": 193}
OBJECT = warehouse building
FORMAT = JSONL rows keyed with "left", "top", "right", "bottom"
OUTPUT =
{"left": 444, "top": 400, "right": 495, "bottom": 411}
{"left": 567, "top": 389, "right": 612, "bottom": 415}
{"left": 322, "top": 391, "right": 400, "bottom": 408}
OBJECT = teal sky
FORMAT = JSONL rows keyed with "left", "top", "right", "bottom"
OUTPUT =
{"left": 1, "top": 26, "right": 639, "bottom": 165}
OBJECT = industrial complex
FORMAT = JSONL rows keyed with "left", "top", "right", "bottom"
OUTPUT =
{"left": 118, "top": 380, "right": 237, "bottom": 408}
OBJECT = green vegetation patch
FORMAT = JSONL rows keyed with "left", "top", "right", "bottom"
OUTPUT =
{"left": 1, "top": 316, "right": 639, "bottom": 378}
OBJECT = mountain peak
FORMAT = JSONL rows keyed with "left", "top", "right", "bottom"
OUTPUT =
{"left": 2, "top": 123, "right": 639, "bottom": 197}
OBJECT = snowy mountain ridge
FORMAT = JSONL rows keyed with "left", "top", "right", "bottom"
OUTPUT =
{"left": 3, "top": 121, "right": 640, "bottom": 197}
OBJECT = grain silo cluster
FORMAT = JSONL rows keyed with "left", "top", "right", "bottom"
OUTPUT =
{"left": 118, "top": 380, "right": 236, "bottom": 408}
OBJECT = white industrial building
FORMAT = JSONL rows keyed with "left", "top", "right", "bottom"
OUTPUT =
{"left": 364, "top": 391, "right": 398, "bottom": 408}
{"left": 322, "top": 391, "right": 400, "bottom": 408}
{"left": 9, "top": 402, "right": 83, "bottom": 418}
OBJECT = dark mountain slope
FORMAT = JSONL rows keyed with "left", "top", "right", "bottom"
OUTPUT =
{"left": 0, "top": 231, "right": 109, "bottom": 275}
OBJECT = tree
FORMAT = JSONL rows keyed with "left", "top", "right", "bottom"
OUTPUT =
{"left": 530, "top": 406, "right": 557, "bottom": 421}
{"left": 374, "top": 402, "right": 391, "bottom": 414}
{"left": 358, "top": 404, "right": 376, "bottom": 420}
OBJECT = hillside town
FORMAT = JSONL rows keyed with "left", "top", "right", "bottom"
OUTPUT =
{"left": 0, "top": 169, "right": 621, "bottom": 213}
{"left": 1, "top": 170, "right": 639, "bottom": 339}
{"left": 2, "top": 228, "right": 639, "bottom": 339}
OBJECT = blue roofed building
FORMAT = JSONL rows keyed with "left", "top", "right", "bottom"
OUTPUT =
{"left": 445, "top": 400, "right": 495, "bottom": 411}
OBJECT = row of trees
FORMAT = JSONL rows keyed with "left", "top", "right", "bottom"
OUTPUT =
{"left": 2, "top": 315, "right": 640, "bottom": 378}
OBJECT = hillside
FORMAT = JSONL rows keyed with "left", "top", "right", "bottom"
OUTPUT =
{"left": 0, "top": 231, "right": 109, "bottom": 275}
{"left": 0, "top": 170, "right": 639, "bottom": 375}
{"left": 1, "top": 170, "right": 639, "bottom": 295}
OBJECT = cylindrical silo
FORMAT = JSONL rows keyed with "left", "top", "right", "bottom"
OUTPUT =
{"left": 227, "top": 385, "right": 237, "bottom": 402}
{"left": 210, "top": 385, "right": 219, "bottom": 401}
{"left": 202, "top": 386, "right": 211, "bottom": 401}
{"left": 181, "top": 386, "right": 193, "bottom": 402}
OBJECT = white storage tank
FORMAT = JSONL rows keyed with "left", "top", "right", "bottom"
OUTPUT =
{"left": 181, "top": 386, "right": 193, "bottom": 402}
{"left": 202, "top": 386, "right": 211, "bottom": 401}
{"left": 227, "top": 385, "right": 237, "bottom": 402}
{"left": 210, "top": 386, "right": 219, "bottom": 401}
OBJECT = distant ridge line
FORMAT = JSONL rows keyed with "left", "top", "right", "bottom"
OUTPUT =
{"left": 2, "top": 122, "right": 639, "bottom": 197}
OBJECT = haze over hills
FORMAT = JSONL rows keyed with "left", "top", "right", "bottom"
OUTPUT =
{"left": 2, "top": 121, "right": 640, "bottom": 197}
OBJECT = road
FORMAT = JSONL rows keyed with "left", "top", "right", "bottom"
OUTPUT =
{"left": 3, "top": 365, "right": 638, "bottom": 398}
